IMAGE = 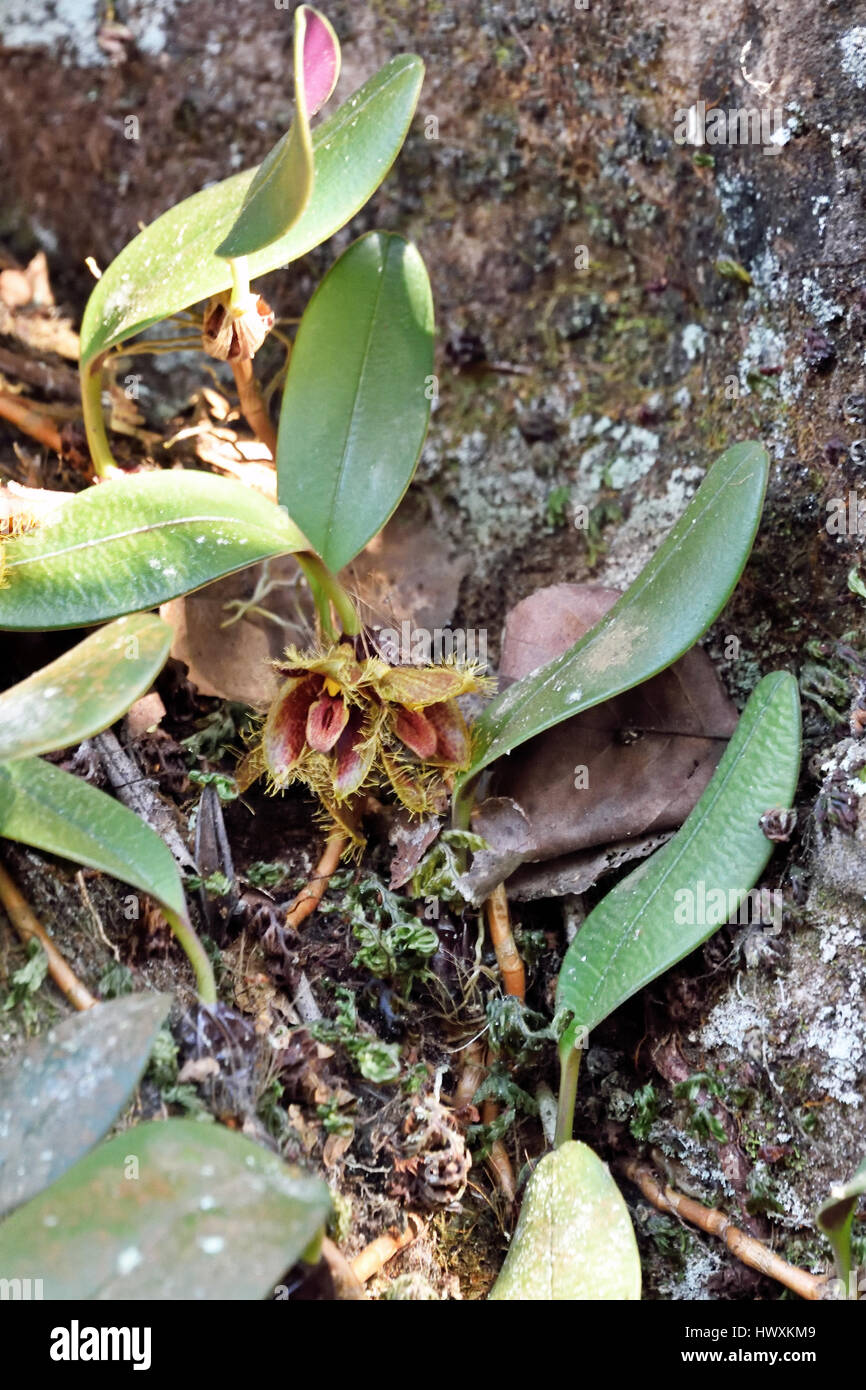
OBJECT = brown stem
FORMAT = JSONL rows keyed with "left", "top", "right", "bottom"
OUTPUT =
{"left": 453, "top": 1038, "right": 486, "bottom": 1108}
{"left": 321, "top": 1236, "right": 367, "bottom": 1300}
{"left": 485, "top": 882, "right": 525, "bottom": 1001}
{"left": 0, "top": 391, "right": 62, "bottom": 453}
{"left": 230, "top": 358, "right": 277, "bottom": 457}
{"left": 478, "top": 884, "right": 524, "bottom": 1203}
{"left": 0, "top": 859, "right": 96, "bottom": 1011}
{"left": 350, "top": 1214, "right": 424, "bottom": 1284}
{"left": 284, "top": 835, "right": 347, "bottom": 930}
{"left": 482, "top": 1099, "right": 518, "bottom": 1205}
{"left": 620, "top": 1158, "right": 828, "bottom": 1301}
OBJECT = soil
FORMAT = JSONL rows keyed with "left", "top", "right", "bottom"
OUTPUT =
{"left": 1, "top": 0, "right": 866, "bottom": 1300}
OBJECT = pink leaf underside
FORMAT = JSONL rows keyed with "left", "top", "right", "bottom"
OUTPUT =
{"left": 306, "top": 690, "right": 350, "bottom": 753}
{"left": 424, "top": 700, "right": 471, "bottom": 765}
{"left": 264, "top": 674, "right": 320, "bottom": 771}
{"left": 392, "top": 706, "right": 438, "bottom": 759}
{"left": 334, "top": 707, "right": 373, "bottom": 794}
{"left": 301, "top": 8, "right": 340, "bottom": 117}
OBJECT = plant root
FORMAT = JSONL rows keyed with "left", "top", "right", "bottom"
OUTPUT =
{"left": 320, "top": 1237, "right": 367, "bottom": 1300}
{"left": 284, "top": 834, "right": 347, "bottom": 929}
{"left": 620, "top": 1157, "right": 828, "bottom": 1301}
{"left": 0, "top": 390, "right": 62, "bottom": 453}
{"left": 479, "top": 884, "right": 523, "bottom": 1203}
{"left": 0, "top": 858, "right": 97, "bottom": 1011}
{"left": 485, "top": 882, "right": 525, "bottom": 1001}
{"left": 350, "top": 1213, "right": 424, "bottom": 1284}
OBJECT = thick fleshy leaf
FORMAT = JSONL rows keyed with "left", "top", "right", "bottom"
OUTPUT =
{"left": 555, "top": 671, "right": 801, "bottom": 1051}
{"left": 276, "top": 231, "right": 434, "bottom": 570}
{"left": 491, "top": 586, "right": 738, "bottom": 870}
{"left": 816, "top": 1158, "right": 866, "bottom": 1288}
{"left": 453, "top": 443, "right": 769, "bottom": 823}
{"left": 489, "top": 1142, "right": 641, "bottom": 1300}
{"left": 80, "top": 56, "right": 423, "bottom": 366}
{"left": 0, "top": 471, "right": 306, "bottom": 631}
{"left": 0, "top": 1118, "right": 330, "bottom": 1299}
{"left": 0, "top": 994, "right": 171, "bottom": 1217}
{"left": 215, "top": 6, "right": 340, "bottom": 259}
{"left": 0, "top": 614, "right": 171, "bottom": 761}
{"left": 0, "top": 757, "right": 187, "bottom": 922}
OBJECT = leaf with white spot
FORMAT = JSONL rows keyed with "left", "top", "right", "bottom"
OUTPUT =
{"left": 454, "top": 443, "right": 769, "bottom": 823}
{"left": 488, "top": 1141, "right": 641, "bottom": 1300}
{"left": 0, "top": 1119, "right": 331, "bottom": 1299}
{"left": 555, "top": 671, "right": 801, "bottom": 1050}
{"left": 0, "top": 615, "right": 171, "bottom": 760}
{"left": 0, "top": 471, "right": 307, "bottom": 630}
{"left": 0, "top": 994, "right": 171, "bottom": 1217}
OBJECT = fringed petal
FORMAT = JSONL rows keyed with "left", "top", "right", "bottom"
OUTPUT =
{"left": 262, "top": 673, "right": 318, "bottom": 777}
{"left": 333, "top": 707, "right": 378, "bottom": 797}
{"left": 376, "top": 664, "right": 480, "bottom": 709}
{"left": 425, "top": 699, "right": 472, "bottom": 767}
{"left": 306, "top": 690, "right": 349, "bottom": 752}
{"left": 391, "top": 705, "right": 438, "bottom": 759}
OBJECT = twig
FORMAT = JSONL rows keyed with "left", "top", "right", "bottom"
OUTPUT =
{"left": 0, "top": 391, "right": 62, "bottom": 453}
{"left": 75, "top": 869, "right": 120, "bottom": 961}
{"left": 285, "top": 835, "right": 347, "bottom": 929}
{"left": 0, "top": 858, "right": 96, "bottom": 1011}
{"left": 92, "top": 731, "right": 197, "bottom": 872}
{"left": 350, "top": 1214, "right": 424, "bottom": 1283}
{"left": 0, "top": 346, "right": 81, "bottom": 399}
{"left": 230, "top": 358, "right": 278, "bottom": 457}
{"left": 620, "top": 1157, "right": 828, "bottom": 1301}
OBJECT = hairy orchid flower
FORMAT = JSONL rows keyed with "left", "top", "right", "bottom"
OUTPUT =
{"left": 238, "top": 639, "right": 488, "bottom": 836}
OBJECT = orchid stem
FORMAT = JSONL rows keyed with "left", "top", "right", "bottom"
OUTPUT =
{"left": 229, "top": 256, "right": 251, "bottom": 310}
{"left": 80, "top": 358, "right": 123, "bottom": 479}
{"left": 296, "top": 552, "right": 361, "bottom": 639}
{"left": 554, "top": 1041, "right": 581, "bottom": 1148}
{"left": 165, "top": 906, "right": 217, "bottom": 1005}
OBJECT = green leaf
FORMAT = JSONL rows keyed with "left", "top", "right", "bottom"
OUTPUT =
{"left": 454, "top": 442, "right": 769, "bottom": 821}
{"left": 0, "top": 471, "right": 306, "bottom": 630}
{"left": 276, "top": 231, "right": 434, "bottom": 570}
{"left": 816, "top": 1157, "right": 866, "bottom": 1290}
{"left": 0, "top": 757, "right": 187, "bottom": 921}
{"left": 847, "top": 566, "right": 866, "bottom": 601}
{"left": 216, "top": 6, "right": 340, "bottom": 259}
{"left": 79, "top": 55, "right": 424, "bottom": 366}
{"left": 0, "top": 614, "right": 171, "bottom": 761}
{"left": 0, "top": 993, "right": 171, "bottom": 1216}
{"left": 0, "top": 1118, "right": 330, "bottom": 1299}
{"left": 555, "top": 671, "right": 801, "bottom": 1049}
{"left": 488, "top": 1141, "right": 641, "bottom": 1300}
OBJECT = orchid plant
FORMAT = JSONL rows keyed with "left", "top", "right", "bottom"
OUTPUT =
{"left": 0, "top": 4, "right": 807, "bottom": 1302}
